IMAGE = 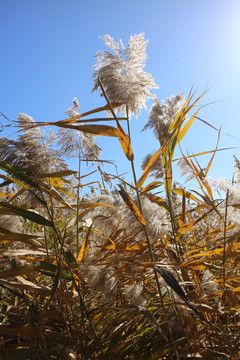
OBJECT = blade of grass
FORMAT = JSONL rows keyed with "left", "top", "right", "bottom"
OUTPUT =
{"left": 0, "top": 202, "right": 53, "bottom": 227}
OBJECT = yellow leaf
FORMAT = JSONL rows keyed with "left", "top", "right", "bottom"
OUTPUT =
{"left": 118, "top": 185, "right": 146, "bottom": 226}
{"left": 142, "top": 181, "right": 163, "bottom": 192}
{"left": 56, "top": 187, "right": 76, "bottom": 199}
{"left": 189, "top": 247, "right": 224, "bottom": 258}
{"left": 58, "top": 102, "right": 124, "bottom": 123}
{"left": 165, "top": 90, "right": 206, "bottom": 164}
{"left": 49, "top": 177, "right": 65, "bottom": 188}
{"left": 232, "top": 287, "right": 240, "bottom": 293}
{"left": 202, "top": 179, "right": 213, "bottom": 200}
{"left": 3, "top": 175, "right": 30, "bottom": 190}
{"left": 116, "top": 120, "right": 133, "bottom": 161}
{"left": 77, "top": 224, "right": 92, "bottom": 263}
{"left": 57, "top": 123, "right": 119, "bottom": 137}
{"left": 229, "top": 241, "right": 240, "bottom": 250}
{"left": 126, "top": 243, "right": 147, "bottom": 250}
{"left": 104, "top": 244, "right": 116, "bottom": 250}
{"left": 173, "top": 147, "right": 235, "bottom": 162}
{"left": 176, "top": 109, "right": 198, "bottom": 145}
{"left": 172, "top": 188, "right": 200, "bottom": 203}
{"left": 168, "top": 93, "right": 191, "bottom": 133}
{"left": 136, "top": 145, "right": 167, "bottom": 188}
{"left": 141, "top": 190, "right": 169, "bottom": 212}
{"left": 77, "top": 201, "right": 114, "bottom": 210}
{"left": 0, "top": 193, "right": 13, "bottom": 197}
{"left": 26, "top": 103, "right": 124, "bottom": 127}
{"left": 176, "top": 220, "right": 197, "bottom": 235}
{"left": 181, "top": 263, "right": 206, "bottom": 270}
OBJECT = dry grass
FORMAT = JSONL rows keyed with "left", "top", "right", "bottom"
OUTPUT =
{"left": 1, "top": 34, "right": 240, "bottom": 360}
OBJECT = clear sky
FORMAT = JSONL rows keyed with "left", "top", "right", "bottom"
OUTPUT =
{"left": 1, "top": 0, "right": 240, "bottom": 186}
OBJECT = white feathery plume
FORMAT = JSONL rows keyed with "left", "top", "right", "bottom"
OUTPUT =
{"left": 0, "top": 113, "right": 67, "bottom": 176}
{"left": 142, "top": 94, "right": 185, "bottom": 139}
{"left": 57, "top": 98, "right": 101, "bottom": 161}
{"left": 92, "top": 33, "right": 158, "bottom": 117}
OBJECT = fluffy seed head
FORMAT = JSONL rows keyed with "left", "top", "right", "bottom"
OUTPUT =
{"left": 143, "top": 94, "right": 185, "bottom": 139}
{"left": 92, "top": 33, "right": 158, "bottom": 117}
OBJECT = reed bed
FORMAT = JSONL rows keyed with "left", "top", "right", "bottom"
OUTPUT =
{"left": 0, "top": 34, "right": 240, "bottom": 360}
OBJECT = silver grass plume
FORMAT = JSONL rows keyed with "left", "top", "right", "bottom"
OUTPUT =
{"left": 82, "top": 194, "right": 171, "bottom": 253}
{"left": 80, "top": 265, "right": 117, "bottom": 303}
{"left": 0, "top": 188, "right": 23, "bottom": 233}
{"left": 207, "top": 174, "right": 240, "bottom": 229}
{"left": 177, "top": 157, "right": 205, "bottom": 183}
{"left": 142, "top": 94, "right": 185, "bottom": 139}
{"left": 57, "top": 97, "right": 102, "bottom": 161}
{"left": 202, "top": 270, "right": 220, "bottom": 297}
{"left": 233, "top": 155, "right": 240, "bottom": 185}
{"left": 77, "top": 193, "right": 171, "bottom": 302}
{"left": 92, "top": 33, "right": 158, "bottom": 117}
{"left": 123, "top": 283, "right": 146, "bottom": 306}
{"left": 0, "top": 113, "right": 67, "bottom": 176}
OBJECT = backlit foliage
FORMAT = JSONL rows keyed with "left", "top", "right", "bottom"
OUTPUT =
{"left": 0, "top": 34, "right": 239, "bottom": 360}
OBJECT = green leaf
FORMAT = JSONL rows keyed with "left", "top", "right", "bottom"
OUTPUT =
{"left": 0, "top": 160, "right": 39, "bottom": 188}
{"left": 37, "top": 261, "right": 74, "bottom": 280}
{"left": 0, "top": 202, "right": 53, "bottom": 227}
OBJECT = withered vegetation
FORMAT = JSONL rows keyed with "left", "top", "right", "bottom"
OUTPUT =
{"left": 0, "top": 34, "right": 240, "bottom": 360}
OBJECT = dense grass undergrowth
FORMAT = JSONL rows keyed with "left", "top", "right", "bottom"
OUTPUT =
{"left": 1, "top": 34, "right": 240, "bottom": 359}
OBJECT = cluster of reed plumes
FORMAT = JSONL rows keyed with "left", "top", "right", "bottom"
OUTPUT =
{"left": 1, "top": 34, "right": 240, "bottom": 360}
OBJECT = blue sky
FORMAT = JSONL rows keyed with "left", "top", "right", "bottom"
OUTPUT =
{"left": 1, "top": 0, "right": 240, "bottom": 187}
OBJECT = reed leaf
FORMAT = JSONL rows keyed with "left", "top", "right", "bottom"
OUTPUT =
{"left": 0, "top": 202, "right": 53, "bottom": 227}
